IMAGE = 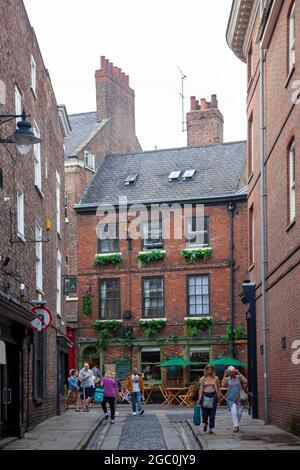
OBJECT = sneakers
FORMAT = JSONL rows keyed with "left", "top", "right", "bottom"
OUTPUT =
{"left": 110, "top": 420, "right": 114, "bottom": 424}
{"left": 139, "top": 410, "right": 144, "bottom": 416}
{"left": 133, "top": 412, "right": 136, "bottom": 416}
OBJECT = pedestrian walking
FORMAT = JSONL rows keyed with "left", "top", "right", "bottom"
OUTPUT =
{"left": 127, "top": 367, "right": 145, "bottom": 416}
{"left": 101, "top": 371, "right": 119, "bottom": 424}
{"left": 79, "top": 362, "right": 94, "bottom": 412}
{"left": 65, "top": 369, "right": 81, "bottom": 412}
{"left": 198, "top": 365, "right": 221, "bottom": 434}
{"left": 222, "top": 366, "right": 248, "bottom": 433}
{"left": 92, "top": 364, "right": 101, "bottom": 387}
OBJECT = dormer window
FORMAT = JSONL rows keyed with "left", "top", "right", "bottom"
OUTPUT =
{"left": 125, "top": 174, "right": 138, "bottom": 186}
{"left": 182, "top": 169, "right": 196, "bottom": 180}
{"left": 168, "top": 171, "right": 181, "bottom": 181}
{"left": 84, "top": 151, "right": 95, "bottom": 172}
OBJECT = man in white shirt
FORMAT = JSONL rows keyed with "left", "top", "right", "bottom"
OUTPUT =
{"left": 79, "top": 363, "right": 94, "bottom": 412}
{"left": 127, "top": 368, "right": 145, "bottom": 416}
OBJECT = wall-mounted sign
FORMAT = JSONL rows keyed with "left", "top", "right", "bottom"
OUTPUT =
{"left": 30, "top": 306, "right": 52, "bottom": 332}
{"left": 64, "top": 276, "right": 77, "bottom": 294}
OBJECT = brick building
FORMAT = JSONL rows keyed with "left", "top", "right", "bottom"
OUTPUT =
{"left": 63, "top": 57, "right": 141, "bottom": 369}
{"left": 227, "top": 0, "right": 300, "bottom": 433}
{"left": 0, "top": 0, "right": 69, "bottom": 440}
{"left": 74, "top": 96, "right": 249, "bottom": 390}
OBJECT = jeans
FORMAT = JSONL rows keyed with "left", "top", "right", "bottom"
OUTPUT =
{"left": 131, "top": 391, "right": 143, "bottom": 413}
{"left": 201, "top": 392, "right": 218, "bottom": 429}
{"left": 102, "top": 396, "right": 116, "bottom": 420}
{"left": 231, "top": 403, "right": 243, "bottom": 427}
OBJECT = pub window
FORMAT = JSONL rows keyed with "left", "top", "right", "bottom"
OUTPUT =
{"left": 189, "top": 349, "right": 210, "bottom": 383}
{"left": 185, "top": 216, "right": 209, "bottom": 247}
{"left": 188, "top": 275, "right": 210, "bottom": 316}
{"left": 141, "top": 348, "right": 161, "bottom": 382}
{"left": 98, "top": 223, "right": 120, "bottom": 253}
{"left": 99, "top": 279, "right": 121, "bottom": 319}
{"left": 143, "top": 277, "right": 164, "bottom": 318}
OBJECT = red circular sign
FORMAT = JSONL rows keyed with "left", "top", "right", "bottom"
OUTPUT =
{"left": 30, "top": 306, "right": 52, "bottom": 332}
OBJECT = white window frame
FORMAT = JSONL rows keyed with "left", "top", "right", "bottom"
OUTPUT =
{"left": 84, "top": 150, "right": 95, "bottom": 172}
{"left": 15, "top": 85, "right": 22, "bottom": 126}
{"left": 17, "top": 191, "right": 25, "bottom": 240}
{"left": 35, "top": 223, "right": 43, "bottom": 292}
{"left": 185, "top": 216, "right": 209, "bottom": 248}
{"left": 188, "top": 275, "right": 210, "bottom": 317}
{"left": 31, "top": 55, "right": 37, "bottom": 95}
{"left": 33, "top": 120, "right": 41, "bottom": 190}
{"left": 56, "top": 249, "right": 62, "bottom": 317}
{"left": 289, "top": 3, "right": 296, "bottom": 73}
{"left": 289, "top": 142, "right": 296, "bottom": 222}
{"left": 56, "top": 171, "right": 61, "bottom": 235}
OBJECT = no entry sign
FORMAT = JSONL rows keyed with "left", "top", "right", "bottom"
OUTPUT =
{"left": 30, "top": 306, "right": 52, "bottom": 332}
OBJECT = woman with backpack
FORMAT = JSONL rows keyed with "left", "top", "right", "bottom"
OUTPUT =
{"left": 198, "top": 365, "right": 221, "bottom": 434}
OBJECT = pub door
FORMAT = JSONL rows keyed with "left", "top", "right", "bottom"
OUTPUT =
{"left": 0, "top": 342, "right": 21, "bottom": 439}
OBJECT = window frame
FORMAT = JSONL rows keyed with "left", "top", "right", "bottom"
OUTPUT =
{"left": 142, "top": 276, "right": 165, "bottom": 319}
{"left": 185, "top": 215, "right": 210, "bottom": 247}
{"left": 35, "top": 222, "right": 43, "bottom": 292}
{"left": 17, "top": 191, "right": 25, "bottom": 240}
{"left": 98, "top": 222, "right": 120, "bottom": 254}
{"left": 288, "top": 2, "right": 296, "bottom": 74}
{"left": 31, "top": 55, "right": 37, "bottom": 96}
{"left": 56, "top": 171, "right": 61, "bottom": 235}
{"left": 248, "top": 113, "right": 253, "bottom": 177}
{"left": 187, "top": 274, "right": 210, "bottom": 317}
{"left": 140, "top": 348, "right": 162, "bottom": 383}
{"left": 15, "top": 85, "right": 22, "bottom": 126}
{"left": 249, "top": 205, "right": 255, "bottom": 266}
{"left": 189, "top": 347, "right": 211, "bottom": 384}
{"left": 56, "top": 249, "right": 62, "bottom": 317}
{"left": 99, "top": 278, "right": 121, "bottom": 320}
{"left": 84, "top": 150, "right": 95, "bottom": 172}
{"left": 141, "top": 218, "right": 163, "bottom": 250}
{"left": 288, "top": 140, "right": 296, "bottom": 223}
{"left": 33, "top": 120, "right": 41, "bottom": 190}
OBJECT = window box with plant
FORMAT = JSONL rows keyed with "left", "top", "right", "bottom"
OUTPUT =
{"left": 184, "top": 317, "right": 214, "bottom": 337}
{"left": 93, "top": 319, "right": 122, "bottom": 351}
{"left": 94, "top": 253, "right": 122, "bottom": 266}
{"left": 181, "top": 247, "right": 213, "bottom": 262}
{"left": 139, "top": 319, "right": 167, "bottom": 338}
{"left": 137, "top": 249, "right": 166, "bottom": 266}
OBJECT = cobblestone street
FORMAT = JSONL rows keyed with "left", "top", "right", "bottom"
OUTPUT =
{"left": 2, "top": 405, "right": 300, "bottom": 451}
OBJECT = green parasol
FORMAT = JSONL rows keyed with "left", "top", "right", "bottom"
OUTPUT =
{"left": 208, "top": 357, "right": 247, "bottom": 367}
{"left": 159, "top": 356, "right": 196, "bottom": 367}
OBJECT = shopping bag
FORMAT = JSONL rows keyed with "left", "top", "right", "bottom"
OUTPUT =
{"left": 193, "top": 404, "right": 201, "bottom": 426}
{"left": 94, "top": 388, "right": 104, "bottom": 403}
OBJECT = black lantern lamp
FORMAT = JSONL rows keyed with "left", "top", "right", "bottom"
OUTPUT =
{"left": 0, "top": 110, "right": 41, "bottom": 155}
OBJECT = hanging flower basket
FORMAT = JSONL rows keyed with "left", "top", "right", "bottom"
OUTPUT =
{"left": 184, "top": 317, "right": 214, "bottom": 337}
{"left": 139, "top": 319, "right": 167, "bottom": 338}
{"left": 181, "top": 247, "right": 213, "bottom": 262}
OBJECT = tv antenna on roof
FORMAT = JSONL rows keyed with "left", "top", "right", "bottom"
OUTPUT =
{"left": 178, "top": 66, "right": 187, "bottom": 133}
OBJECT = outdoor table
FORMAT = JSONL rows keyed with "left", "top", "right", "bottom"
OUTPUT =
{"left": 143, "top": 385, "right": 156, "bottom": 404}
{"left": 218, "top": 387, "right": 228, "bottom": 405}
{"left": 165, "top": 387, "right": 189, "bottom": 405}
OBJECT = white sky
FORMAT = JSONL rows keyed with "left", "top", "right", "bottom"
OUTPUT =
{"left": 24, "top": 0, "right": 246, "bottom": 151}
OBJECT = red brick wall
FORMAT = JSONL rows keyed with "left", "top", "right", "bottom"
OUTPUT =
{"left": 76, "top": 200, "right": 248, "bottom": 377}
{"left": 0, "top": 0, "right": 66, "bottom": 428}
{"left": 245, "top": 1, "right": 300, "bottom": 432}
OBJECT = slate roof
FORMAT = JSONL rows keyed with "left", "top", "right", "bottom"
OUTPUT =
{"left": 64, "top": 112, "right": 104, "bottom": 158}
{"left": 78, "top": 141, "right": 247, "bottom": 208}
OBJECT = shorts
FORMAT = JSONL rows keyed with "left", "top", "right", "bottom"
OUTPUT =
{"left": 82, "top": 386, "right": 94, "bottom": 399}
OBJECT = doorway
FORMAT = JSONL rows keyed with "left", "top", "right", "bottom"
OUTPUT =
{"left": 0, "top": 341, "right": 21, "bottom": 439}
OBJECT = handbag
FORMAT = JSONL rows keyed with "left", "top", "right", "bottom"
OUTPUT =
{"left": 193, "top": 404, "right": 201, "bottom": 426}
{"left": 93, "top": 388, "right": 104, "bottom": 404}
{"left": 202, "top": 395, "right": 214, "bottom": 409}
{"left": 240, "top": 382, "right": 248, "bottom": 404}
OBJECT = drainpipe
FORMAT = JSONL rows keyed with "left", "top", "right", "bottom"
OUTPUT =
{"left": 259, "top": 0, "right": 270, "bottom": 424}
{"left": 228, "top": 201, "right": 236, "bottom": 358}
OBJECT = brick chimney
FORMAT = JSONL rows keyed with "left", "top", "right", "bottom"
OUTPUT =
{"left": 95, "top": 57, "right": 138, "bottom": 152}
{"left": 186, "top": 94, "right": 224, "bottom": 146}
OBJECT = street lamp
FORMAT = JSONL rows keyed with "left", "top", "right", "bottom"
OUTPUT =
{"left": 0, "top": 110, "right": 41, "bottom": 155}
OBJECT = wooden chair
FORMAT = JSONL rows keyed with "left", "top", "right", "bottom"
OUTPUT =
{"left": 159, "top": 385, "right": 172, "bottom": 405}
{"left": 178, "top": 384, "right": 198, "bottom": 406}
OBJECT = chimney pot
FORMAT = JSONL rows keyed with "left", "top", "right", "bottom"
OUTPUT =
{"left": 200, "top": 98, "right": 208, "bottom": 110}
{"left": 191, "top": 96, "right": 197, "bottom": 111}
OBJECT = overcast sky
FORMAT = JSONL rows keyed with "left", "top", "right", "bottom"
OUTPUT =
{"left": 24, "top": 0, "right": 246, "bottom": 151}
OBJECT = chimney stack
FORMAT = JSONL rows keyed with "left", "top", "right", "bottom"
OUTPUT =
{"left": 186, "top": 94, "right": 224, "bottom": 147}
